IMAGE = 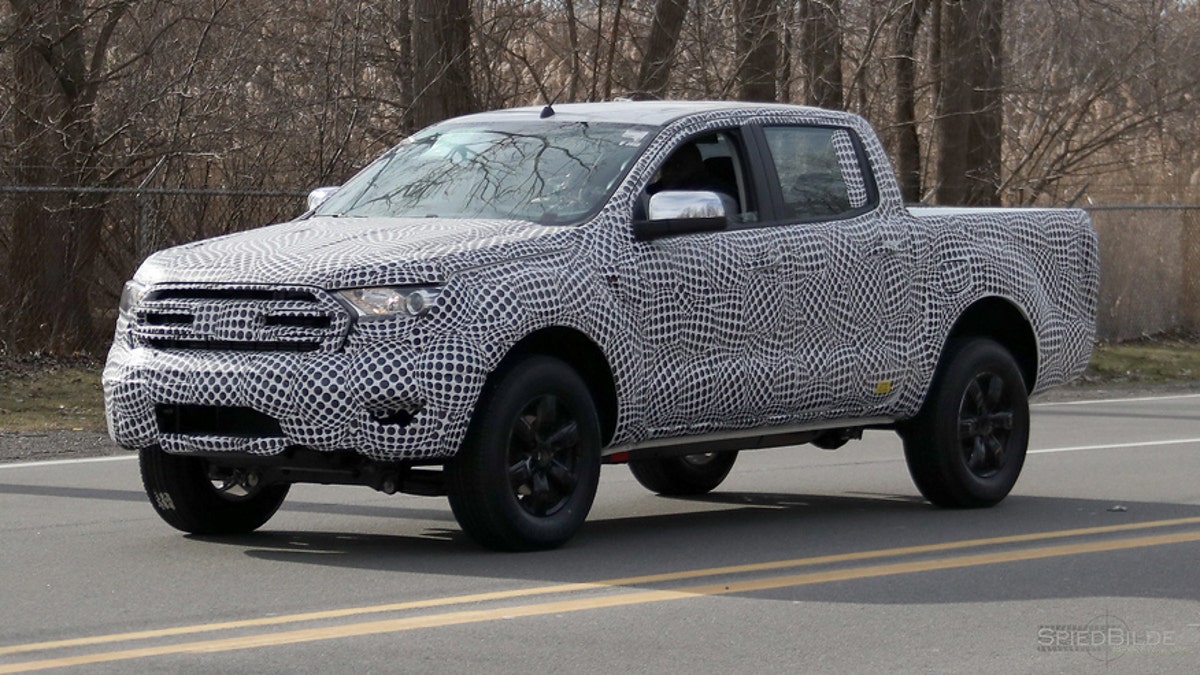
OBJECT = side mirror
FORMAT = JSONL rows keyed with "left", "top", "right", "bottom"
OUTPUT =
{"left": 634, "top": 190, "right": 733, "bottom": 241}
{"left": 307, "top": 186, "right": 341, "bottom": 212}
{"left": 647, "top": 190, "right": 733, "bottom": 221}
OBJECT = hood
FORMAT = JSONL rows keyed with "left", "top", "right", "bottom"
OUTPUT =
{"left": 135, "top": 216, "right": 575, "bottom": 288}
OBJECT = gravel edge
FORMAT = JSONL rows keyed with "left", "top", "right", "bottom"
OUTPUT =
{"left": 0, "top": 430, "right": 126, "bottom": 465}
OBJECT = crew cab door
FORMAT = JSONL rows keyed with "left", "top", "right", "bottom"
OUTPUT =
{"left": 631, "top": 126, "right": 789, "bottom": 436}
{"left": 752, "top": 123, "right": 913, "bottom": 419}
{"left": 629, "top": 121, "right": 912, "bottom": 438}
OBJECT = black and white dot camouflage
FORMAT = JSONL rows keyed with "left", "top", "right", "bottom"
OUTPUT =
{"left": 104, "top": 102, "right": 1099, "bottom": 462}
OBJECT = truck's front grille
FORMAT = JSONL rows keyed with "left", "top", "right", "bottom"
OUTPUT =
{"left": 131, "top": 284, "right": 350, "bottom": 353}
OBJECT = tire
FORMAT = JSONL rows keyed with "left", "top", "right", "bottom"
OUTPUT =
{"left": 900, "top": 338, "right": 1030, "bottom": 508}
{"left": 628, "top": 451, "right": 738, "bottom": 496}
{"left": 446, "top": 355, "right": 602, "bottom": 551}
{"left": 139, "top": 446, "right": 290, "bottom": 535}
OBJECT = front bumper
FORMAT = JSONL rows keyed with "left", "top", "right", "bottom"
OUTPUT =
{"left": 103, "top": 337, "right": 483, "bottom": 462}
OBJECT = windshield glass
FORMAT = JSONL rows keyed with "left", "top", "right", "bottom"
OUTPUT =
{"left": 314, "top": 121, "right": 657, "bottom": 225}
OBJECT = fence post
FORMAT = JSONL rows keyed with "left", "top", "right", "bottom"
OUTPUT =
{"left": 136, "top": 191, "right": 154, "bottom": 261}
{"left": 136, "top": 157, "right": 167, "bottom": 261}
{"left": 1184, "top": 209, "right": 1200, "bottom": 334}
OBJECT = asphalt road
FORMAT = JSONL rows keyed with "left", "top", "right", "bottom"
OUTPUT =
{"left": 2, "top": 393, "right": 1199, "bottom": 674}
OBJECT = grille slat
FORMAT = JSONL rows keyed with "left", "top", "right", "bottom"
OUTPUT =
{"left": 145, "top": 339, "right": 321, "bottom": 353}
{"left": 263, "top": 314, "right": 332, "bottom": 329}
{"left": 143, "top": 312, "right": 194, "bottom": 326}
{"left": 147, "top": 288, "right": 316, "bottom": 303}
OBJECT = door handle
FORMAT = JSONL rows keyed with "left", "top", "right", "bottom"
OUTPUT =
{"left": 749, "top": 255, "right": 781, "bottom": 271}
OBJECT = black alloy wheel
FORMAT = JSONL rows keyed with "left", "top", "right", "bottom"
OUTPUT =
{"left": 900, "top": 338, "right": 1030, "bottom": 508}
{"left": 447, "top": 355, "right": 601, "bottom": 551}
{"left": 507, "top": 393, "right": 587, "bottom": 517}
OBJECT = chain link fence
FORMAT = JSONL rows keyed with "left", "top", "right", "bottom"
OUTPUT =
{"left": 0, "top": 186, "right": 1195, "bottom": 350}
{"left": 0, "top": 186, "right": 307, "bottom": 350}
{"left": 1086, "top": 206, "right": 1200, "bottom": 341}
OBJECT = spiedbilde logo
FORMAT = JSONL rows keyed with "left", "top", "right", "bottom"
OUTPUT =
{"left": 1037, "top": 612, "right": 1191, "bottom": 663}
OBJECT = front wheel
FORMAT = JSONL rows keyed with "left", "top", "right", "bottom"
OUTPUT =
{"left": 139, "top": 446, "right": 290, "bottom": 534}
{"left": 628, "top": 451, "right": 738, "bottom": 495}
{"left": 446, "top": 356, "right": 602, "bottom": 551}
{"left": 900, "top": 338, "right": 1030, "bottom": 508}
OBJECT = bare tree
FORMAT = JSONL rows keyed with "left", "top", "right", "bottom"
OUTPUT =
{"left": 411, "top": 0, "right": 476, "bottom": 129}
{"left": 3, "top": 0, "right": 135, "bottom": 352}
{"left": 894, "top": 0, "right": 930, "bottom": 202}
{"left": 736, "top": 0, "right": 779, "bottom": 101}
{"left": 799, "top": 0, "right": 843, "bottom": 108}
{"left": 565, "top": 0, "right": 583, "bottom": 100}
{"left": 1002, "top": 0, "right": 1200, "bottom": 204}
{"left": 636, "top": 0, "right": 690, "bottom": 97}
{"left": 934, "top": 0, "right": 1002, "bottom": 206}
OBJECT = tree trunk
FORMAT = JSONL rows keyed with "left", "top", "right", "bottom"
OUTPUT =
{"left": 636, "top": 0, "right": 690, "bottom": 97}
{"left": 970, "top": 0, "right": 1003, "bottom": 206}
{"left": 566, "top": 0, "right": 582, "bottom": 100}
{"left": 935, "top": 0, "right": 1003, "bottom": 206}
{"left": 894, "top": 0, "right": 929, "bottom": 203}
{"left": 736, "top": 0, "right": 779, "bottom": 102}
{"left": 394, "top": 0, "right": 416, "bottom": 134}
{"left": 5, "top": 0, "right": 105, "bottom": 353}
{"left": 799, "top": 0, "right": 843, "bottom": 109}
{"left": 603, "top": 0, "right": 627, "bottom": 100}
{"left": 410, "top": 0, "right": 476, "bottom": 130}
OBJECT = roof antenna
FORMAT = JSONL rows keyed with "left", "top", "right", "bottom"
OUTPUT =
{"left": 540, "top": 85, "right": 568, "bottom": 119}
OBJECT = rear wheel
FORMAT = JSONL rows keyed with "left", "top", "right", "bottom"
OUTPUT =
{"left": 446, "top": 356, "right": 601, "bottom": 551}
{"left": 900, "top": 338, "right": 1029, "bottom": 508}
{"left": 628, "top": 451, "right": 738, "bottom": 496}
{"left": 139, "top": 446, "right": 289, "bottom": 534}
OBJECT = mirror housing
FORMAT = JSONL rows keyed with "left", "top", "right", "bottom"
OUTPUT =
{"left": 634, "top": 190, "right": 733, "bottom": 241}
{"left": 307, "top": 186, "right": 341, "bottom": 212}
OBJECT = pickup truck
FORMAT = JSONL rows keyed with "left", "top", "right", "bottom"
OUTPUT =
{"left": 104, "top": 101, "right": 1099, "bottom": 550}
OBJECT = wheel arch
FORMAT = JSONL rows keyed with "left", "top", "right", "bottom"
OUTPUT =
{"left": 489, "top": 327, "right": 619, "bottom": 447}
{"left": 944, "top": 296, "right": 1039, "bottom": 393}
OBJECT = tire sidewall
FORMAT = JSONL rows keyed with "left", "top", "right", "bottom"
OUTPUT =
{"left": 139, "top": 446, "right": 290, "bottom": 534}
{"left": 449, "top": 355, "right": 602, "bottom": 549}
{"left": 918, "top": 338, "right": 1030, "bottom": 506}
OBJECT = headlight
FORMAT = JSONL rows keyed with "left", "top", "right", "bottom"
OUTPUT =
{"left": 119, "top": 280, "right": 147, "bottom": 317}
{"left": 338, "top": 286, "right": 442, "bottom": 319}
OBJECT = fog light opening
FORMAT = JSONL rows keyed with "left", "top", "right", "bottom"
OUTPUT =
{"left": 372, "top": 407, "right": 420, "bottom": 427}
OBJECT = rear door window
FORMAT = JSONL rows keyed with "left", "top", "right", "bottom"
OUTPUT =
{"left": 760, "top": 126, "right": 873, "bottom": 220}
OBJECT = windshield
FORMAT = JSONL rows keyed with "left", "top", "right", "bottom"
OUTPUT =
{"left": 314, "top": 121, "right": 657, "bottom": 225}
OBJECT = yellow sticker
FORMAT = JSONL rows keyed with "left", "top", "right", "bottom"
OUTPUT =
{"left": 874, "top": 380, "right": 893, "bottom": 395}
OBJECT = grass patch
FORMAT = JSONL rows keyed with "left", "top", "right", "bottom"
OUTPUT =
{"left": 0, "top": 355, "right": 106, "bottom": 432}
{"left": 1083, "top": 334, "right": 1200, "bottom": 385}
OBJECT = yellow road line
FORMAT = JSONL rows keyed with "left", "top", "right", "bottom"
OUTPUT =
{"left": 4, "top": 528, "right": 1200, "bottom": 674}
{"left": 4, "top": 514, "right": 1200, "bottom": 658}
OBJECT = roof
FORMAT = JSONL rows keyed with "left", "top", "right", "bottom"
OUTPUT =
{"left": 445, "top": 100, "right": 838, "bottom": 127}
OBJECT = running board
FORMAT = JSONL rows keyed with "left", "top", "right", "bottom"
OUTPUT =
{"left": 603, "top": 417, "right": 893, "bottom": 461}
